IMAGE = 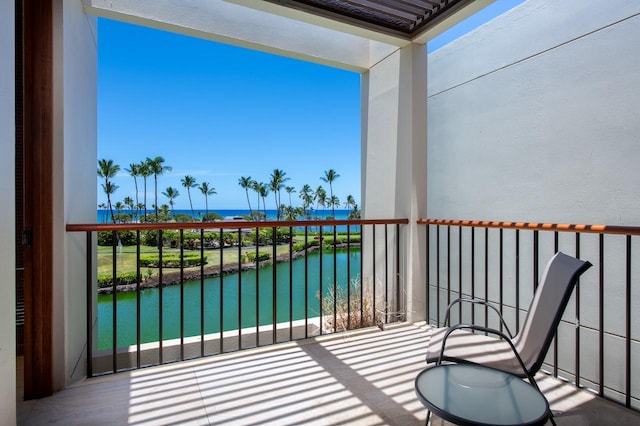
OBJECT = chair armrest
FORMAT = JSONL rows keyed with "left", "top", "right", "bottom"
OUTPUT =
{"left": 437, "top": 324, "right": 538, "bottom": 390}
{"left": 444, "top": 297, "right": 514, "bottom": 339}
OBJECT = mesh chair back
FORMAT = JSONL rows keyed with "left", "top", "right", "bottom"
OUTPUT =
{"left": 513, "top": 252, "right": 592, "bottom": 375}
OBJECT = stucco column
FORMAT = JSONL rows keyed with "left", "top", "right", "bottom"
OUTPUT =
{"left": 52, "top": 0, "right": 98, "bottom": 389}
{"left": 362, "top": 43, "right": 427, "bottom": 323}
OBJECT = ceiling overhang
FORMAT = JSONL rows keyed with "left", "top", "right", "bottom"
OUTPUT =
{"left": 85, "top": 0, "right": 493, "bottom": 71}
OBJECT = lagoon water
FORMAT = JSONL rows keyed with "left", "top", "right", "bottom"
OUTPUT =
{"left": 98, "top": 248, "right": 361, "bottom": 350}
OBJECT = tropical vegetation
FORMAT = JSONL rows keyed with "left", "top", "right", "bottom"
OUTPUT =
{"left": 98, "top": 158, "right": 361, "bottom": 225}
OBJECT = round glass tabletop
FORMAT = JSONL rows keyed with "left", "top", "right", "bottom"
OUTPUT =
{"left": 415, "top": 364, "right": 549, "bottom": 426}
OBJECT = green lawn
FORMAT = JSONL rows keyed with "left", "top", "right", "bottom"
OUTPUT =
{"left": 97, "top": 244, "right": 295, "bottom": 276}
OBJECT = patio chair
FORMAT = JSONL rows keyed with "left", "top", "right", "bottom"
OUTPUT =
{"left": 424, "top": 251, "right": 591, "bottom": 422}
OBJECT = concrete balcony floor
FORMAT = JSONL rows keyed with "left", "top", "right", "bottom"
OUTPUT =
{"left": 17, "top": 323, "right": 640, "bottom": 425}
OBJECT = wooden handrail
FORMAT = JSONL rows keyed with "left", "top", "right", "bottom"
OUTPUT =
{"left": 417, "top": 218, "right": 640, "bottom": 236}
{"left": 66, "top": 218, "right": 409, "bottom": 232}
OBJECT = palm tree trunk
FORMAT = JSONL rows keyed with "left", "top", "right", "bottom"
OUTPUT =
{"left": 107, "top": 194, "right": 115, "bottom": 223}
{"left": 188, "top": 189, "right": 194, "bottom": 219}
{"left": 133, "top": 177, "right": 139, "bottom": 221}
{"left": 143, "top": 177, "right": 148, "bottom": 221}
{"left": 154, "top": 175, "right": 159, "bottom": 221}
{"left": 273, "top": 192, "right": 279, "bottom": 220}
{"left": 245, "top": 190, "right": 252, "bottom": 215}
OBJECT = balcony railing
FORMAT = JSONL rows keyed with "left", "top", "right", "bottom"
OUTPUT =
{"left": 67, "top": 218, "right": 408, "bottom": 377}
{"left": 418, "top": 218, "right": 640, "bottom": 412}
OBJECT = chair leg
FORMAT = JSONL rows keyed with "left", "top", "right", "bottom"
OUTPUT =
{"left": 527, "top": 375, "right": 556, "bottom": 426}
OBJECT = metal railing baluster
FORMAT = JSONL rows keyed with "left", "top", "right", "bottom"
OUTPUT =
{"left": 112, "top": 230, "right": 117, "bottom": 373}
{"left": 575, "top": 232, "right": 581, "bottom": 387}
{"left": 333, "top": 225, "right": 337, "bottom": 332}
{"left": 304, "top": 226, "right": 309, "bottom": 338}
{"left": 436, "top": 225, "right": 440, "bottom": 326}
{"left": 200, "top": 228, "right": 205, "bottom": 357}
{"left": 238, "top": 229, "right": 242, "bottom": 350}
{"left": 347, "top": 225, "right": 351, "bottom": 329}
{"left": 66, "top": 219, "right": 408, "bottom": 375}
{"left": 136, "top": 230, "right": 141, "bottom": 368}
{"left": 220, "top": 228, "right": 224, "bottom": 354}
{"left": 255, "top": 227, "right": 259, "bottom": 347}
{"left": 158, "top": 230, "right": 163, "bottom": 365}
{"left": 180, "top": 229, "right": 184, "bottom": 361}
{"left": 625, "top": 235, "right": 632, "bottom": 408}
{"left": 289, "top": 226, "right": 293, "bottom": 341}
{"left": 272, "top": 227, "right": 277, "bottom": 344}
{"left": 598, "top": 233, "right": 604, "bottom": 397}
{"left": 416, "top": 218, "right": 640, "bottom": 415}
{"left": 86, "top": 231, "right": 93, "bottom": 378}
{"left": 396, "top": 223, "right": 401, "bottom": 321}
{"left": 385, "top": 224, "right": 389, "bottom": 324}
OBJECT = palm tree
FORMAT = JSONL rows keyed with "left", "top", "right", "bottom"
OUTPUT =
{"left": 162, "top": 186, "right": 180, "bottom": 216}
{"left": 285, "top": 186, "right": 296, "bottom": 207}
{"left": 320, "top": 169, "right": 340, "bottom": 217}
{"left": 251, "top": 180, "right": 261, "bottom": 218}
{"left": 124, "top": 163, "right": 140, "bottom": 220}
{"left": 180, "top": 175, "right": 197, "bottom": 219}
{"left": 138, "top": 160, "right": 151, "bottom": 221}
{"left": 114, "top": 201, "right": 126, "bottom": 223}
{"left": 159, "top": 204, "right": 171, "bottom": 220}
{"left": 101, "top": 181, "right": 119, "bottom": 223}
{"left": 238, "top": 176, "right": 254, "bottom": 216}
{"left": 146, "top": 156, "right": 172, "bottom": 221}
{"left": 328, "top": 195, "right": 340, "bottom": 217}
{"left": 299, "top": 184, "right": 313, "bottom": 218}
{"left": 269, "top": 169, "right": 289, "bottom": 220}
{"left": 314, "top": 186, "right": 327, "bottom": 219}
{"left": 97, "top": 158, "right": 120, "bottom": 223}
{"left": 349, "top": 204, "right": 361, "bottom": 219}
{"left": 198, "top": 181, "right": 216, "bottom": 220}
{"left": 257, "top": 182, "right": 269, "bottom": 219}
{"left": 344, "top": 195, "right": 356, "bottom": 215}
{"left": 123, "top": 196, "right": 134, "bottom": 214}
{"left": 282, "top": 205, "right": 300, "bottom": 221}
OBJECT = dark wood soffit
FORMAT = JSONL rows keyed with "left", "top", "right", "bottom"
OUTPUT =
{"left": 263, "top": 0, "right": 470, "bottom": 38}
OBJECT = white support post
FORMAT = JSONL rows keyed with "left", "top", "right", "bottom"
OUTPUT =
{"left": 362, "top": 43, "right": 427, "bottom": 323}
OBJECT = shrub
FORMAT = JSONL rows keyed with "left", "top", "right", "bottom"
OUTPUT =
{"left": 318, "top": 277, "right": 384, "bottom": 332}
{"left": 202, "top": 212, "right": 223, "bottom": 222}
{"left": 245, "top": 252, "right": 270, "bottom": 263}
{"left": 97, "top": 230, "right": 138, "bottom": 246}
{"left": 320, "top": 235, "right": 361, "bottom": 249}
{"left": 292, "top": 239, "right": 320, "bottom": 252}
{"left": 139, "top": 252, "right": 207, "bottom": 268}
{"left": 141, "top": 230, "right": 159, "bottom": 247}
{"left": 174, "top": 213, "right": 196, "bottom": 222}
{"left": 97, "top": 271, "right": 140, "bottom": 288}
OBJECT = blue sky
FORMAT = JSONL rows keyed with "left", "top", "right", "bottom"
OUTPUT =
{"left": 98, "top": 0, "right": 525, "bottom": 211}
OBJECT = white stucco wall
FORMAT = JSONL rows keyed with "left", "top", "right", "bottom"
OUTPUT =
{"left": 0, "top": 0, "right": 17, "bottom": 423}
{"left": 426, "top": 0, "right": 640, "bottom": 406}
{"left": 53, "top": 0, "right": 98, "bottom": 388}
{"left": 427, "top": 0, "right": 640, "bottom": 225}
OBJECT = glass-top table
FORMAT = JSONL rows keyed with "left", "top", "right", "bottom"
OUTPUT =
{"left": 415, "top": 364, "right": 550, "bottom": 426}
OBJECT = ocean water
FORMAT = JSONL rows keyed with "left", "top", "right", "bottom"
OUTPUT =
{"left": 97, "top": 208, "right": 352, "bottom": 223}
